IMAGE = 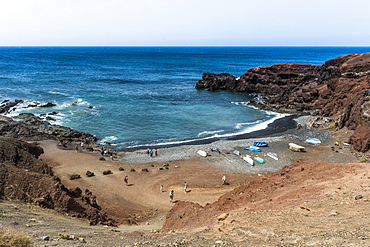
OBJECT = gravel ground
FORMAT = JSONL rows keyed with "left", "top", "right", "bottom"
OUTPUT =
{"left": 119, "top": 116, "right": 353, "bottom": 175}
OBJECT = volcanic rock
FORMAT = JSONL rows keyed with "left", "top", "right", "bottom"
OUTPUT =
{"left": 0, "top": 137, "right": 116, "bottom": 226}
{"left": 196, "top": 53, "right": 370, "bottom": 152}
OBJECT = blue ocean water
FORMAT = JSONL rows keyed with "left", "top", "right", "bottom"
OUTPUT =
{"left": 1, "top": 46, "right": 369, "bottom": 149}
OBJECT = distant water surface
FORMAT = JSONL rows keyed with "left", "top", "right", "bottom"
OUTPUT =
{"left": 1, "top": 46, "right": 369, "bottom": 149}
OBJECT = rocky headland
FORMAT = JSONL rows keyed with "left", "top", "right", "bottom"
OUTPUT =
{"left": 196, "top": 52, "right": 370, "bottom": 152}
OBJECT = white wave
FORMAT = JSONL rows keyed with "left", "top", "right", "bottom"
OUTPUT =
{"left": 235, "top": 120, "right": 263, "bottom": 129}
{"left": 124, "top": 112, "right": 290, "bottom": 149}
{"left": 49, "top": 91, "right": 69, "bottom": 97}
{"left": 231, "top": 101, "right": 250, "bottom": 106}
{"left": 99, "top": 136, "right": 119, "bottom": 145}
{"left": 197, "top": 129, "right": 224, "bottom": 137}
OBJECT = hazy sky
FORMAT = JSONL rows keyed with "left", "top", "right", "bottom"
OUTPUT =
{"left": 1, "top": 0, "right": 369, "bottom": 46}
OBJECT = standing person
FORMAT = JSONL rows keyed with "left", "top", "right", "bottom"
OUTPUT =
{"left": 124, "top": 175, "right": 128, "bottom": 186}
{"left": 160, "top": 185, "right": 164, "bottom": 192}
{"left": 75, "top": 143, "right": 79, "bottom": 153}
{"left": 222, "top": 175, "right": 226, "bottom": 185}
{"left": 81, "top": 142, "right": 84, "bottom": 150}
{"left": 154, "top": 149, "right": 158, "bottom": 156}
{"left": 169, "top": 190, "right": 174, "bottom": 202}
{"left": 184, "top": 182, "right": 188, "bottom": 193}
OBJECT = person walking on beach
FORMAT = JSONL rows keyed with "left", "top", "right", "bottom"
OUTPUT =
{"left": 222, "top": 175, "right": 226, "bottom": 185}
{"left": 169, "top": 190, "right": 174, "bottom": 202}
{"left": 155, "top": 149, "right": 158, "bottom": 156}
{"left": 124, "top": 175, "right": 128, "bottom": 186}
{"left": 184, "top": 182, "right": 188, "bottom": 193}
{"left": 160, "top": 185, "right": 164, "bottom": 193}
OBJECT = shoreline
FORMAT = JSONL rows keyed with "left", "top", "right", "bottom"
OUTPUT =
{"left": 119, "top": 114, "right": 357, "bottom": 175}
{"left": 118, "top": 114, "right": 298, "bottom": 152}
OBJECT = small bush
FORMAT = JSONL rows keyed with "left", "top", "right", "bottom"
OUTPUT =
{"left": 58, "top": 233, "right": 71, "bottom": 240}
{"left": 328, "top": 125, "right": 336, "bottom": 129}
{"left": 0, "top": 229, "right": 33, "bottom": 247}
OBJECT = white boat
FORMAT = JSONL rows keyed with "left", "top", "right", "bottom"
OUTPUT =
{"left": 288, "top": 143, "right": 305, "bottom": 152}
{"left": 243, "top": 155, "right": 254, "bottom": 166}
{"left": 267, "top": 152, "right": 278, "bottom": 160}
{"left": 197, "top": 150, "right": 207, "bottom": 157}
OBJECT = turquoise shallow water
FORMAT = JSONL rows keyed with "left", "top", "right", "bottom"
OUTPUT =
{"left": 1, "top": 46, "right": 369, "bottom": 149}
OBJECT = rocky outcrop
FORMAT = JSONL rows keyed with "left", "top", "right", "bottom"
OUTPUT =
{"left": 0, "top": 99, "right": 23, "bottom": 114}
{"left": 196, "top": 53, "right": 370, "bottom": 152}
{"left": 0, "top": 113, "right": 97, "bottom": 147}
{"left": 0, "top": 137, "right": 116, "bottom": 226}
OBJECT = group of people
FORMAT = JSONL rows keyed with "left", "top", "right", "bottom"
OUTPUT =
{"left": 101, "top": 147, "right": 117, "bottom": 160}
{"left": 146, "top": 149, "right": 158, "bottom": 157}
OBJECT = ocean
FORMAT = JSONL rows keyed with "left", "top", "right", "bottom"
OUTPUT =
{"left": 1, "top": 46, "right": 369, "bottom": 150}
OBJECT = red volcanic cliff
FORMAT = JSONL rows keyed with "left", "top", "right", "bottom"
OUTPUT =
{"left": 0, "top": 137, "right": 117, "bottom": 226}
{"left": 196, "top": 53, "right": 370, "bottom": 152}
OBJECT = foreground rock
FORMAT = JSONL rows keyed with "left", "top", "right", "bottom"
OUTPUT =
{"left": 196, "top": 53, "right": 370, "bottom": 152}
{"left": 0, "top": 137, "right": 116, "bottom": 226}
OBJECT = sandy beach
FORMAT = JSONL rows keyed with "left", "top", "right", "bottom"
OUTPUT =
{"left": 36, "top": 116, "right": 357, "bottom": 228}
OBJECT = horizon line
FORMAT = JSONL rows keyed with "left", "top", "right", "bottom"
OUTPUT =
{"left": 0, "top": 45, "right": 370, "bottom": 48}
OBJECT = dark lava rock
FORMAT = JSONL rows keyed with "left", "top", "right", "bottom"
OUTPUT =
{"left": 86, "top": 171, "right": 95, "bottom": 177}
{"left": 102, "top": 170, "right": 112, "bottom": 175}
{"left": 70, "top": 174, "right": 81, "bottom": 180}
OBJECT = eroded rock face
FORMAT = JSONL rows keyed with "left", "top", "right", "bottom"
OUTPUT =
{"left": 196, "top": 53, "right": 370, "bottom": 152}
{"left": 0, "top": 137, "right": 116, "bottom": 226}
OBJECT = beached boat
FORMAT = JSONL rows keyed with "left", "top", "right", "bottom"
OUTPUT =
{"left": 253, "top": 142, "right": 269, "bottom": 147}
{"left": 267, "top": 152, "right": 278, "bottom": 160}
{"left": 244, "top": 146, "right": 261, "bottom": 152}
{"left": 253, "top": 156, "right": 265, "bottom": 164}
{"left": 197, "top": 150, "right": 207, "bottom": 157}
{"left": 305, "top": 138, "right": 321, "bottom": 145}
{"left": 233, "top": 150, "right": 241, "bottom": 156}
{"left": 243, "top": 155, "right": 254, "bottom": 166}
{"left": 288, "top": 143, "right": 305, "bottom": 152}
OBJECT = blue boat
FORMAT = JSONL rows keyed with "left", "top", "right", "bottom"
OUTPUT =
{"left": 305, "top": 138, "right": 321, "bottom": 145}
{"left": 253, "top": 142, "right": 269, "bottom": 147}
{"left": 244, "top": 146, "right": 261, "bottom": 152}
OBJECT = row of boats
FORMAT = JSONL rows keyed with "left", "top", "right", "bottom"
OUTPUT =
{"left": 233, "top": 142, "right": 278, "bottom": 166}
{"left": 235, "top": 138, "right": 321, "bottom": 166}
{"left": 198, "top": 138, "right": 322, "bottom": 167}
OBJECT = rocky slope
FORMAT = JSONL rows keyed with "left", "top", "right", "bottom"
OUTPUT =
{"left": 196, "top": 53, "right": 370, "bottom": 152}
{"left": 0, "top": 136, "right": 116, "bottom": 226}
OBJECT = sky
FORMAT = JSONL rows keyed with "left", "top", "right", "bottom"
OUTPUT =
{"left": 0, "top": 0, "right": 369, "bottom": 46}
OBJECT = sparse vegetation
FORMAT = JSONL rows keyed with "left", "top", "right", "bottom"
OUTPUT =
{"left": 0, "top": 229, "right": 33, "bottom": 247}
{"left": 58, "top": 233, "right": 71, "bottom": 240}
